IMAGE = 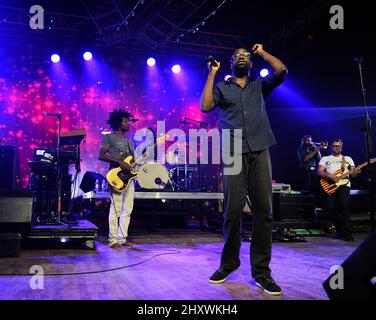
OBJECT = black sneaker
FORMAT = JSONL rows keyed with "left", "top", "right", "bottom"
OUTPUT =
{"left": 255, "top": 275, "right": 282, "bottom": 296}
{"left": 209, "top": 266, "right": 240, "bottom": 284}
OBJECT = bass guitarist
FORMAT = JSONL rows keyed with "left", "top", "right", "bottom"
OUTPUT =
{"left": 318, "top": 139, "right": 361, "bottom": 241}
{"left": 99, "top": 109, "right": 135, "bottom": 249}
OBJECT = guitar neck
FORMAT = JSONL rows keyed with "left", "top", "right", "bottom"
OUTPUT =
{"left": 132, "top": 134, "right": 169, "bottom": 166}
{"left": 339, "top": 158, "right": 376, "bottom": 179}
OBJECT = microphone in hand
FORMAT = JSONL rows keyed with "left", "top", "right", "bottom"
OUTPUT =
{"left": 207, "top": 55, "right": 218, "bottom": 67}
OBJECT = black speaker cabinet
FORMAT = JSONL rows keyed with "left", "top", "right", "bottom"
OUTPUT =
{"left": 323, "top": 231, "right": 376, "bottom": 300}
{"left": 0, "top": 145, "right": 18, "bottom": 189}
{"left": 273, "top": 193, "right": 315, "bottom": 221}
{"left": 0, "top": 191, "right": 33, "bottom": 235}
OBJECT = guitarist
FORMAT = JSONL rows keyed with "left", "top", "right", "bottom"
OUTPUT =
{"left": 318, "top": 139, "right": 361, "bottom": 241}
{"left": 99, "top": 109, "right": 135, "bottom": 249}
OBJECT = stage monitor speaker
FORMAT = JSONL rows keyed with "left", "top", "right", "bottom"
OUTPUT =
{"left": 0, "top": 191, "right": 33, "bottom": 235}
{"left": 323, "top": 231, "right": 376, "bottom": 300}
{"left": 80, "top": 171, "right": 105, "bottom": 193}
{"left": 0, "top": 145, "right": 18, "bottom": 189}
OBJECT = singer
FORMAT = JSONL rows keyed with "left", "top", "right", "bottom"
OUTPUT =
{"left": 200, "top": 44, "right": 287, "bottom": 295}
{"left": 98, "top": 109, "right": 136, "bottom": 249}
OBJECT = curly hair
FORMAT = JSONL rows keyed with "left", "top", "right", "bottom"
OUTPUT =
{"left": 107, "top": 109, "right": 132, "bottom": 131}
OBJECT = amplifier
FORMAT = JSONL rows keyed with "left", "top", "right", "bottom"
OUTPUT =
{"left": 0, "top": 192, "right": 33, "bottom": 235}
{"left": 0, "top": 233, "right": 21, "bottom": 257}
{"left": 34, "top": 147, "right": 78, "bottom": 163}
{"left": 273, "top": 193, "right": 315, "bottom": 221}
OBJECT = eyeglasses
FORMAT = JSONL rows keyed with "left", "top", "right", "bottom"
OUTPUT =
{"left": 232, "top": 52, "right": 251, "bottom": 59}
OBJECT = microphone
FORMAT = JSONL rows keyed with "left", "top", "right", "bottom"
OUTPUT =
{"left": 45, "top": 112, "right": 62, "bottom": 117}
{"left": 206, "top": 55, "right": 218, "bottom": 67}
{"left": 131, "top": 118, "right": 139, "bottom": 122}
{"left": 353, "top": 56, "right": 364, "bottom": 64}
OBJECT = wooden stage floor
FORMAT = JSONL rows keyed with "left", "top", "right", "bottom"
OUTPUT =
{"left": 0, "top": 231, "right": 367, "bottom": 300}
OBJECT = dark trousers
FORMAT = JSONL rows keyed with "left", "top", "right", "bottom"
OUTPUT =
{"left": 326, "top": 186, "right": 351, "bottom": 235}
{"left": 299, "top": 167, "right": 317, "bottom": 192}
{"left": 299, "top": 167, "right": 323, "bottom": 206}
{"left": 221, "top": 149, "right": 273, "bottom": 279}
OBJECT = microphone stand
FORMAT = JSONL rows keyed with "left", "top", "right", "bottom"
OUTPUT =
{"left": 355, "top": 57, "right": 375, "bottom": 231}
{"left": 55, "top": 114, "right": 68, "bottom": 227}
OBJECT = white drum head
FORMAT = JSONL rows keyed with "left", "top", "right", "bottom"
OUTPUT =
{"left": 137, "top": 162, "right": 170, "bottom": 189}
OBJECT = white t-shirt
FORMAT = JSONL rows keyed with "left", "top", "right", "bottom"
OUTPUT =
{"left": 318, "top": 155, "right": 355, "bottom": 187}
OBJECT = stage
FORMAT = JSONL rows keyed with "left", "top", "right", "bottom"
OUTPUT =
{"left": 0, "top": 231, "right": 365, "bottom": 300}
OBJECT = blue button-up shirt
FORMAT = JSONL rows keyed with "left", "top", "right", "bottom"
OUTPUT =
{"left": 297, "top": 146, "right": 320, "bottom": 169}
{"left": 213, "top": 73, "right": 283, "bottom": 153}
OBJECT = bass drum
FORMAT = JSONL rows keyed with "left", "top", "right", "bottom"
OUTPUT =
{"left": 137, "top": 162, "right": 170, "bottom": 189}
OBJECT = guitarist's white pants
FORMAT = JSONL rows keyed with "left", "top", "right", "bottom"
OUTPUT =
{"left": 108, "top": 181, "right": 135, "bottom": 246}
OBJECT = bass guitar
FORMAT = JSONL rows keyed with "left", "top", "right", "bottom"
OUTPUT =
{"left": 320, "top": 158, "right": 376, "bottom": 195}
{"left": 106, "top": 134, "right": 168, "bottom": 192}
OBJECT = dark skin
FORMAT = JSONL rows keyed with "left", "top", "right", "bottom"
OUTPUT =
{"left": 98, "top": 117, "right": 133, "bottom": 171}
{"left": 200, "top": 44, "right": 288, "bottom": 112}
{"left": 302, "top": 136, "right": 321, "bottom": 162}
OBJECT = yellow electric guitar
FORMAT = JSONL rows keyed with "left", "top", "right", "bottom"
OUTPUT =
{"left": 320, "top": 158, "right": 376, "bottom": 195}
{"left": 106, "top": 134, "right": 168, "bottom": 192}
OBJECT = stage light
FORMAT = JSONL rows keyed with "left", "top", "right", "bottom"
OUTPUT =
{"left": 60, "top": 238, "right": 67, "bottom": 243}
{"left": 260, "top": 69, "right": 269, "bottom": 78}
{"left": 224, "top": 75, "right": 232, "bottom": 81}
{"left": 147, "top": 57, "right": 156, "bottom": 67}
{"left": 50, "top": 54, "right": 60, "bottom": 63}
{"left": 83, "top": 51, "right": 93, "bottom": 61}
{"left": 172, "top": 64, "right": 181, "bottom": 74}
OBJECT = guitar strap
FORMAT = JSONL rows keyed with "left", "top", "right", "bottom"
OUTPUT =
{"left": 341, "top": 156, "right": 346, "bottom": 172}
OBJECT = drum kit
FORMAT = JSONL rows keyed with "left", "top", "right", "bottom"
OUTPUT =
{"left": 136, "top": 149, "right": 199, "bottom": 191}
{"left": 135, "top": 118, "right": 206, "bottom": 191}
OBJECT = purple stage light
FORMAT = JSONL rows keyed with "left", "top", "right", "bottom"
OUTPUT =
{"left": 172, "top": 64, "right": 181, "bottom": 74}
{"left": 147, "top": 57, "right": 156, "bottom": 67}
{"left": 83, "top": 51, "right": 93, "bottom": 61}
{"left": 50, "top": 54, "right": 60, "bottom": 63}
{"left": 260, "top": 69, "right": 269, "bottom": 78}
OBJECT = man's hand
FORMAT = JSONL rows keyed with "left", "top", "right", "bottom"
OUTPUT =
{"left": 350, "top": 167, "right": 361, "bottom": 177}
{"left": 328, "top": 173, "right": 340, "bottom": 183}
{"left": 252, "top": 44, "right": 265, "bottom": 56}
{"left": 207, "top": 60, "right": 221, "bottom": 73}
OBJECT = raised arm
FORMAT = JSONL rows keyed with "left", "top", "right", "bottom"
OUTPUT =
{"left": 200, "top": 60, "right": 221, "bottom": 113}
{"left": 252, "top": 44, "right": 288, "bottom": 78}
